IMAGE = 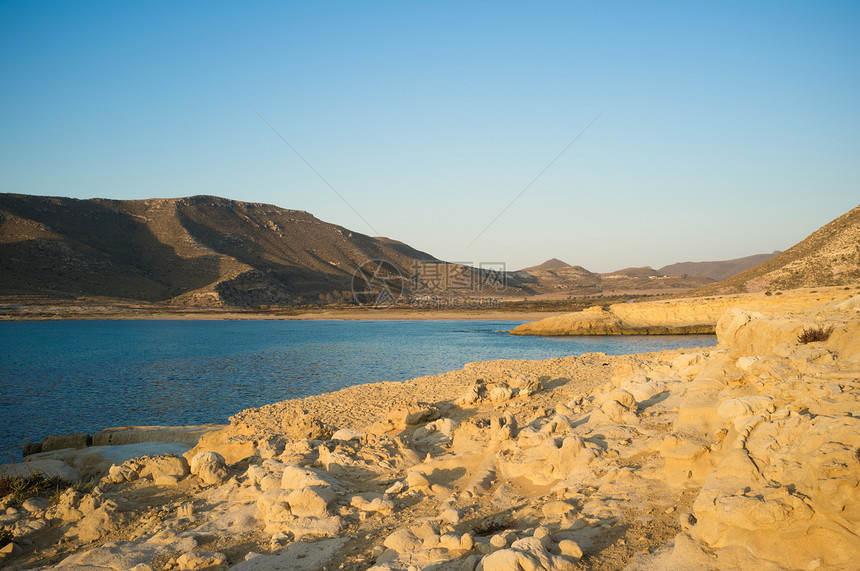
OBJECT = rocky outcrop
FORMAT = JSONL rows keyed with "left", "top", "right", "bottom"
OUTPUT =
{"left": 511, "top": 285, "right": 858, "bottom": 335}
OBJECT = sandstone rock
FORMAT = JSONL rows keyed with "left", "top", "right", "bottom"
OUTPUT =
{"left": 138, "top": 454, "right": 190, "bottom": 485}
{"left": 414, "top": 418, "right": 459, "bottom": 442}
{"left": 351, "top": 493, "right": 395, "bottom": 514}
{"left": 542, "top": 500, "right": 577, "bottom": 520}
{"left": 557, "top": 539, "right": 583, "bottom": 559}
{"left": 184, "top": 424, "right": 260, "bottom": 465}
{"left": 69, "top": 499, "right": 130, "bottom": 542}
{"left": 21, "top": 496, "right": 51, "bottom": 512}
{"left": 281, "top": 465, "right": 338, "bottom": 490}
{"left": 672, "top": 353, "right": 703, "bottom": 369}
{"left": 48, "top": 488, "right": 85, "bottom": 522}
{"left": 176, "top": 551, "right": 228, "bottom": 570}
{"left": 406, "top": 471, "right": 431, "bottom": 489}
{"left": 596, "top": 389, "right": 637, "bottom": 409}
{"left": 14, "top": 516, "right": 48, "bottom": 536}
{"left": 285, "top": 486, "right": 335, "bottom": 517}
{"left": 384, "top": 527, "right": 422, "bottom": 553}
{"left": 387, "top": 403, "right": 439, "bottom": 428}
{"left": 440, "top": 507, "right": 461, "bottom": 524}
{"left": 106, "top": 458, "right": 143, "bottom": 483}
{"left": 533, "top": 526, "right": 553, "bottom": 549}
{"left": 716, "top": 396, "right": 774, "bottom": 422}
{"left": 735, "top": 356, "right": 763, "bottom": 371}
{"left": 256, "top": 489, "right": 293, "bottom": 525}
{"left": 498, "top": 435, "right": 596, "bottom": 486}
{"left": 489, "top": 386, "right": 515, "bottom": 402}
{"left": 190, "top": 451, "right": 228, "bottom": 485}
{"left": 457, "top": 384, "right": 483, "bottom": 405}
{"left": 481, "top": 536, "right": 576, "bottom": 571}
{"left": 331, "top": 428, "right": 363, "bottom": 441}
{"left": 386, "top": 480, "right": 407, "bottom": 495}
{"left": 620, "top": 379, "right": 666, "bottom": 404}
{"left": 282, "top": 412, "right": 334, "bottom": 440}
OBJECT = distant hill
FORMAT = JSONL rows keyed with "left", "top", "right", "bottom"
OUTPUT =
{"left": 514, "top": 262, "right": 713, "bottom": 297}
{"left": 691, "top": 205, "right": 860, "bottom": 295}
{"left": 520, "top": 258, "right": 571, "bottom": 272}
{"left": 658, "top": 252, "right": 780, "bottom": 281}
{"left": 0, "top": 194, "right": 438, "bottom": 306}
{"left": 603, "top": 266, "right": 663, "bottom": 279}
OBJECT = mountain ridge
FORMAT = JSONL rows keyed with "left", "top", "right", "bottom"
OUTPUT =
{"left": 0, "top": 193, "right": 438, "bottom": 306}
{"left": 690, "top": 205, "right": 860, "bottom": 295}
{"left": 658, "top": 252, "right": 781, "bottom": 281}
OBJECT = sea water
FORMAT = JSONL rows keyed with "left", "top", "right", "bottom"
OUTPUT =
{"left": 0, "top": 320, "right": 716, "bottom": 459}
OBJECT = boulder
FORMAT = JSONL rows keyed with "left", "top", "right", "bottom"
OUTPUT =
{"left": 351, "top": 493, "right": 395, "bottom": 514}
{"left": 285, "top": 486, "right": 335, "bottom": 517}
{"left": 189, "top": 451, "right": 228, "bottom": 485}
{"left": 480, "top": 536, "right": 576, "bottom": 571}
{"left": 281, "top": 465, "right": 338, "bottom": 490}
{"left": 138, "top": 454, "right": 190, "bottom": 485}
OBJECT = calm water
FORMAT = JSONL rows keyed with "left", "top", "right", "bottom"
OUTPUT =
{"left": 0, "top": 320, "right": 715, "bottom": 459}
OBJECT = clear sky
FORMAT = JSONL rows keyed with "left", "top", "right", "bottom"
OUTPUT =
{"left": 2, "top": 1, "right": 858, "bottom": 272}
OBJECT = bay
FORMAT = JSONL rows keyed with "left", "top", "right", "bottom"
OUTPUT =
{"left": 0, "top": 320, "right": 716, "bottom": 459}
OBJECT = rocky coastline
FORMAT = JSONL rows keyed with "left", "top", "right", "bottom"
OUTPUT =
{"left": 510, "top": 286, "right": 857, "bottom": 336}
{"left": 1, "top": 291, "right": 858, "bottom": 570}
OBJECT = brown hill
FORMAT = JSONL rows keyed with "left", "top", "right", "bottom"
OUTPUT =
{"left": 658, "top": 252, "right": 780, "bottom": 281}
{"left": 691, "top": 205, "right": 860, "bottom": 295}
{"left": 513, "top": 263, "right": 713, "bottom": 297}
{"left": 0, "top": 194, "right": 438, "bottom": 306}
{"left": 603, "top": 266, "right": 663, "bottom": 279}
{"left": 520, "top": 258, "right": 571, "bottom": 272}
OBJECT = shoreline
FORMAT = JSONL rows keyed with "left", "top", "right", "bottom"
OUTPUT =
{"left": 0, "top": 309, "right": 571, "bottom": 323}
{"left": 1, "top": 294, "right": 857, "bottom": 570}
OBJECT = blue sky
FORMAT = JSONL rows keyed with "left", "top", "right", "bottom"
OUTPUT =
{"left": 2, "top": 1, "right": 858, "bottom": 271}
